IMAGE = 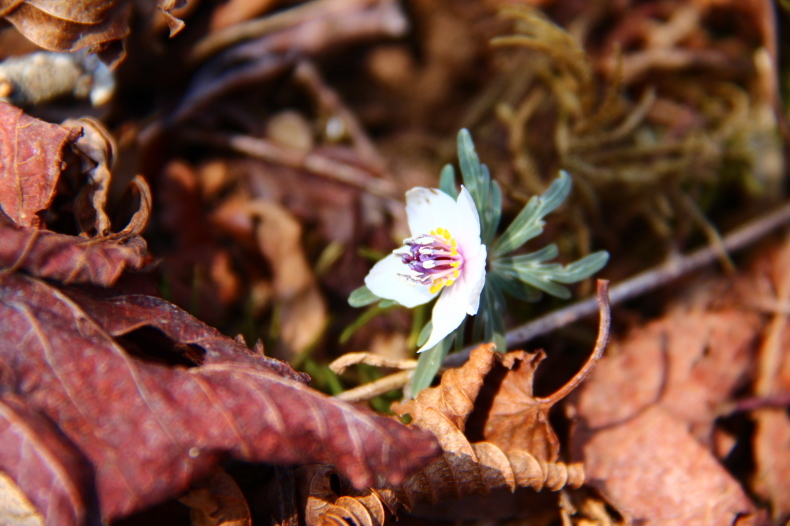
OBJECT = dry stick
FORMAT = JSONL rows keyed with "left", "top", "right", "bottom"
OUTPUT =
{"left": 185, "top": 131, "right": 398, "bottom": 200}
{"left": 338, "top": 202, "right": 790, "bottom": 402}
{"left": 446, "top": 201, "right": 790, "bottom": 368}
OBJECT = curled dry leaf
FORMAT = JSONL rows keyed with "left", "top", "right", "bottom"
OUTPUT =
{"left": 571, "top": 281, "right": 764, "bottom": 524}
{"left": 0, "top": 212, "right": 151, "bottom": 285}
{"left": 0, "top": 0, "right": 186, "bottom": 65}
{"left": 303, "top": 282, "right": 611, "bottom": 525}
{"left": 0, "top": 272, "right": 440, "bottom": 523}
{"left": 178, "top": 467, "right": 251, "bottom": 526}
{"left": 0, "top": 101, "right": 80, "bottom": 228}
{"left": 63, "top": 116, "right": 116, "bottom": 238}
{"left": 212, "top": 198, "right": 328, "bottom": 359}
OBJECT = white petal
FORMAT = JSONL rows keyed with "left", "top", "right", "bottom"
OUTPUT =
{"left": 418, "top": 282, "right": 469, "bottom": 352}
{"left": 405, "top": 188, "right": 459, "bottom": 237}
{"left": 452, "top": 187, "right": 482, "bottom": 254}
{"left": 463, "top": 244, "right": 487, "bottom": 315}
{"left": 364, "top": 253, "right": 438, "bottom": 308}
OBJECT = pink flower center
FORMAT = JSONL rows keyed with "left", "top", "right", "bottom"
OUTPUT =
{"left": 397, "top": 227, "right": 464, "bottom": 294}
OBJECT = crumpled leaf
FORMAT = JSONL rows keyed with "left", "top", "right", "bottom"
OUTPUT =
{"left": 63, "top": 116, "right": 116, "bottom": 237}
{"left": 0, "top": 211, "right": 151, "bottom": 285}
{"left": 0, "top": 394, "right": 98, "bottom": 526}
{"left": 0, "top": 0, "right": 187, "bottom": 66}
{"left": 570, "top": 284, "right": 764, "bottom": 524}
{"left": 0, "top": 272, "right": 440, "bottom": 523}
{"left": 302, "top": 283, "right": 610, "bottom": 525}
{"left": 178, "top": 467, "right": 251, "bottom": 526}
{"left": 748, "top": 240, "right": 790, "bottom": 522}
{"left": 0, "top": 101, "right": 80, "bottom": 228}
{"left": 212, "top": 198, "right": 328, "bottom": 360}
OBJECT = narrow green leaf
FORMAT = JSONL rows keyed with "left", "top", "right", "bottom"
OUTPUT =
{"left": 473, "top": 281, "right": 508, "bottom": 350}
{"left": 492, "top": 171, "right": 572, "bottom": 258}
{"left": 340, "top": 304, "right": 392, "bottom": 344}
{"left": 439, "top": 164, "right": 459, "bottom": 199}
{"left": 348, "top": 285, "right": 381, "bottom": 307}
{"left": 489, "top": 271, "right": 542, "bottom": 302}
{"left": 551, "top": 251, "right": 610, "bottom": 283}
{"left": 410, "top": 336, "right": 452, "bottom": 397}
{"left": 416, "top": 320, "right": 433, "bottom": 348}
{"left": 457, "top": 129, "right": 481, "bottom": 198}
{"left": 483, "top": 180, "right": 503, "bottom": 246}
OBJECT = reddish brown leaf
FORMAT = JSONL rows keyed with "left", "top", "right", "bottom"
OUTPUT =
{"left": 0, "top": 394, "right": 99, "bottom": 526}
{"left": 178, "top": 467, "right": 251, "bottom": 526}
{"left": 570, "top": 287, "right": 764, "bottom": 524}
{"left": 0, "top": 1, "right": 186, "bottom": 64}
{"left": 0, "top": 272, "right": 440, "bottom": 522}
{"left": 0, "top": 216, "right": 151, "bottom": 286}
{"left": 0, "top": 101, "right": 80, "bottom": 228}
{"left": 576, "top": 406, "right": 757, "bottom": 525}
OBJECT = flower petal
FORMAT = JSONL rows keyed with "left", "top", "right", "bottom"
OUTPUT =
{"left": 463, "top": 243, "right": 487, "bottom": 315}
{"left": 452, "top": 187, "right": 482, "bottom": 255}
{"left": 364, "top": 253, "right": 438, "bottom": 308}
{"left": 405, "top": 188, "right": 460, "bottom": 237}
{"left": 418, "top": 280, "right": 468, "bottom": 352}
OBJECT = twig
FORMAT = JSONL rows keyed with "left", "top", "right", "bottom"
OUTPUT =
{"left": 443, "top": 202, "right": 790, "bottom": 368}
{"left": 174, "top": 0, "right": 408, "bottom": 122}
{"left": 338, "top": 280, "right": 611, "bottom": 403}
{"left": 184, "top": 130, "right": 398, "bottom": 199}
{"left": 335, "top": 370, "right": 411, "bottom": 403}
{"left": 294, "top": 61, "right": 386, "bottom": 173}
{"left": 189, "top": 0, "right": 379, "bottom": 64}
{"left": 540, "top": 280, "right": 610, "bottom": 403}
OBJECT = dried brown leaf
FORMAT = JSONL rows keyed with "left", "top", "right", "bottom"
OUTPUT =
{"left": 0, "top": 214, "right": 151, "bottom": 285}
{"left": 576, "top": 406, "right": 757, "bottom": 525}
{"left": 63, "top": 116, "right": 116, "bottom": 238}
{"left": 571, "top": 281, "right": 765, "bottom": 524}
{"left": 0, "top": 0, "right": 186, "bottom": 65}
{"left": 0, "top": 272, "right": 440, "bottom": 523}
{"left": 0, "top": 469, "right": 43, "bottom": 526}
{"left": 0, "top": 101, "right": 80, "bottom": 228}
{"left": 179, "top": 467, "right": 251, "bottom": 526}
{"left": 304, "top": 283, "right": 610, "bottom": 525}
{"left": 212, "top": 198, "right": 328, "bottom": 359}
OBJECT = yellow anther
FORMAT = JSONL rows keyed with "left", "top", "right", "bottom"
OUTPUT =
{"left": 436, "top": 227, "right": 444, "bottom": 235}
{"left": 451, "top": 239, "right": 457, "bottom": 247}
{"left": 446, "top": 279, "right": 455, "bottom": 287}
{"left": 451, "top": 249, "right": 458, "bottom": 257}
{"left": 451, "top": 262, "right": 459, "bottom": 268}
{"left": 453, "top": 270, "right": 459, "bottom": 278}
{"left": 443, "top": 230, "right": 451, "bottom": 240}
{"left": 430, "top": 230, "right": 436, "bottom": 236}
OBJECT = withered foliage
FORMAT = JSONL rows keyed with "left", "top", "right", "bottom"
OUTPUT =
{"left": 0, "top": 103, "right": 440, "bottom": 525}
{"left": 0, "top": 0, "right": 787, "bottom": 525}
{"left": 0, "top": 0, "right": 186, "bottom": 65}
{"left": 298, "top": 284, "right": 609, "bottom": 526}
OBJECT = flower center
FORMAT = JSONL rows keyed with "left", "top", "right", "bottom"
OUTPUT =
{"left": 397, "top": 227, "right": 464, "bottom": 294}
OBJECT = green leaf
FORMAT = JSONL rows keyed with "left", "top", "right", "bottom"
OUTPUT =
{"left": 473, "top": 281, "right": 507, "bottom": 352}
{"left": 340, "top": 304, "right": 394, "bottom": 344}
{"left": 348, "top": 285, "right": 380, "bottom": 307}
{"left": 410, "top": 336, "right": 452, "bottom": 397}
{"left": 492, "top": 249, "right": 609, "bottom": 299}
{"left": 492, "top": 171, "right": 572, "bottom": 258}
{"left": 482, "top": 180, "right": 502, "bottom": 246}
{"left": 488, "top": 271, "right": 542, "bottom": 302}
{"left": 439, "top": 165, "right": 459, "bottom": 199}
{"left": 416, "top": 320, "right": 433, "bottom": 348}
{"left": 550, "top": 251, "right": 609, "bottom": 283}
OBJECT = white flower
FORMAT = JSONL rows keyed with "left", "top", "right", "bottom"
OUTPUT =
{"left": 365, "top": 186, "right": 487, "bottom": 352}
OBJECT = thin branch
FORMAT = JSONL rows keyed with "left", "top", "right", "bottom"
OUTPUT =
{"left": 335, "top": 370, "right": 412, "bottom": 403}
{"left": 539, "top": 280, "right": 610, "bottom": 403}
{"left": 443, "top": 201, "right": 790, "bottom": 368}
